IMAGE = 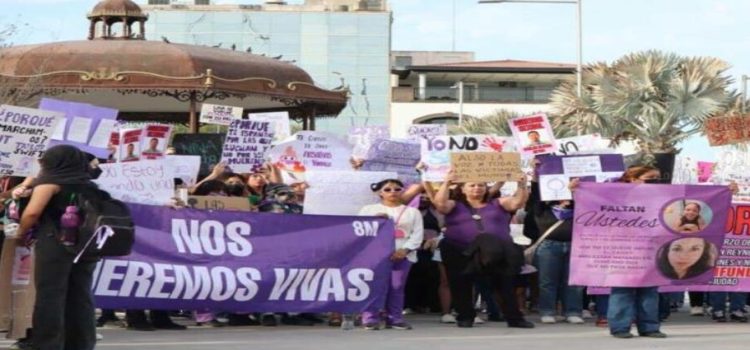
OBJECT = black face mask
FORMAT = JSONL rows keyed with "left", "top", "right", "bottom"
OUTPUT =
{"left": 88, "top": 167, "right": 103, "bottom": 180}
{"left": 226, "top": 184, "right": 246, "bottom": 196}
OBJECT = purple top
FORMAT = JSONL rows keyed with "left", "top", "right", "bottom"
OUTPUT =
{"left": 444, "top": 200, "right": 512, "bottom": 248}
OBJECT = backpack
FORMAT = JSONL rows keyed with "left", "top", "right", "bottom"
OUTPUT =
{"left": 69, "top": 187, "right": 135, "bottom": 263}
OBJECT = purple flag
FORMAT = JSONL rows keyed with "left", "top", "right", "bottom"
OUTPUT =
{"left": 570, "top": 183, "right": 731, "bottom": 287}
{"left": 93, "top": 204, "right": 393, "bottom": 313}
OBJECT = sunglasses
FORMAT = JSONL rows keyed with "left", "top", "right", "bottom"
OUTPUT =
{"left": 381, "top": 187, "right": 403, "bottom": 193}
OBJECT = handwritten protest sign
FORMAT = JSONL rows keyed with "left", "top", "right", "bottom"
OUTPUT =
{"left": 555, "top": 134, "right": 609, "bottom": 155}
{"left": 361, "top": 139, "right": 421, "bottom": 184}
{"left": 187, "top": 196, "right": 252, "bottom": 211}
{"left": 451, "top": 152, "right": 523, "bottom": 183}
{"left": 537, "top": 154, "right": 625, "bottom": 201}
{"left": 0, "top": 105, "right": 63, "bottom": 177}
{"left": 508, "top": 113, "right": 557, "bottom": 157}
{"left": 140, "top": 124, "right": 172, "bottom": 160}
{"left": 420, "top": 134, "right": 514, "bottom": 182}
{"left": 39, "top": 98, "right": 119, "bottom": 159}
{"left": 166, "top": 155, "right": 201, "bottom": 186}
{"left": 172, "top": 133, "right": 225, "bottom": 177}
{"left": 267, "top": 131, "right": 353, "bottom": 183}
{"left": 199, "top": 103, "right": 243, "bottom": 126}
{"left": 250, "top": 112, "right": 291, "bottom": 142}
{"left": 221, "top": 119, "right": 275, "bottom": 173}
{"left": 705, "top": 114, "right": 750, "bottom": 146}
{"left": 407, "top": 124, "right": 447, "bottom": 142}
{"left": 349, "top": 126, "right": 390, "bottom": 159}
{"left": 570, "top": 183, "right": 731, "bottom": 287}
{"left": 304, "top": 170, "right": 397, "bottom": 216}
{"left": 672, "top": 156, "right": 699, "bottom": 185}
{"left": 713, "top": 150, "right": 750, "bottom": 202}
{"left": 95, "top": 160, "right": 176, "bottom": 205}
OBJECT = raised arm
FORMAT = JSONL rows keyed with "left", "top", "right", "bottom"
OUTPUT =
{"left": 400, "top": 183, "right": 424, "bottom": 204}
{"left": 17, "top": 184, "right": 59, "bottom": 236}
{"left": 433, "top": 170, "right": 457, "bottom": 215}
{"left": 189, "top": 162, "right": 226, "bottom": 194}
{"left": 499, "top": 174, "right": 529, "bottom": 212}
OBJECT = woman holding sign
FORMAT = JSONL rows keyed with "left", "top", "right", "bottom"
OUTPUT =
{"left": 432, "top": 170, "right": 534, "bottom": 329}
{"left": 359, "top": 179, "right": 424, "bottom": 330}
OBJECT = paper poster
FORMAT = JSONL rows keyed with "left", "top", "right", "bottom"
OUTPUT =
{"left": 361, "top": 139, "right": 421, "bottom": 185}
{"left": 672, "top": 156, "right": 699, "bottom": 185}
{"left": 303, "top": 170, "right": 397, "bottom": 216}
{"left": 555, "top": 134, "right": 609, "bottom": 155}
{"left": 349, "top": 126, "right": 390, "bottom": 159}
{"left": 705, "top": 114, "right": 750, "bottom": 147}
{"left": 537, "top": 154, "right": 626, "bottom": 201}
{"left": 451, "top": 152, "right": 523, "bottom": 183}
{"left": 95, "top": 160, "right": 176, "bottom": 205}
{"left": 712, "top": 150, "right": 750, "bottom": 202}
{"left": 0, "top": 105, "right": 64, "bottom": 177}
{"left": 199, "top": 103, "right": 243, "bottom": 126}
{"left": 67, "top": 116, "right": 93, "bottom": 144}
{"left": 249, "top": 112, "right": 291, "bottom": 142}
{"left": 51, "top": 118, "right": 67, "bottom": 140}
{"left": 420, "top": 134, "right": 514, "bottom": 182}
{"left": 570, "top": 182, "right": 731, "bottom": 287}
{"left": 407, "top": 124, "right": 447, "bottom": 142}
{"left": 118, "top": 128, "right": 143, "bottom": 162}
{"left": 221, "top": 119, "right": 275, "bottom": 173}
{"left": 697, "top": 161, "right": 715, "bottom": 183}
{"left": 39, "top": 98, "right": 119, "bottom": 159}
{"left": 267, "top": 131, "right": 353, "bottom": 183}
{"left": 166, "top": 155, "right": 201, "bottom": 186}
{"left": 140, "top": 124, "right": 172, "bottom": 160}
{"left": 508, "top": 113, "right": 557, "bottom": 157}
{"left": 88, "top": 119, "right": 118, "bottom": 149}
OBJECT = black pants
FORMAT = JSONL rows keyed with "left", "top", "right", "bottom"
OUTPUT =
{"left": 32, "top": 234, "right": 97, "bottom": 350}
{"left": 689, "top": 292, "right": 704, "bottom": 307}
{"left": 440, "top": 241, "right": 524, "bottom": 324}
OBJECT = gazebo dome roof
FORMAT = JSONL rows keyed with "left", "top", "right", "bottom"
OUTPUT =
{"left": 87, "top": 0, "right": 148, "bottom": 20}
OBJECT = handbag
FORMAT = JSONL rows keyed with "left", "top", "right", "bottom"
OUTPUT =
{"left": 393, "top": 205, "right": 409, "bottom": 239}
{"left": 523, "top": 220, "right": 565, "bottom": 265}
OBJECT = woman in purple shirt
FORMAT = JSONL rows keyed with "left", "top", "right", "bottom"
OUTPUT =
{"left": 433, "top": 170, "right": 533, "bottom": 329}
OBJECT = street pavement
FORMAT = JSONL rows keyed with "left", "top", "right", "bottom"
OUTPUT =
{"left": 3, "top": 311, "right": 750, "bottom": 350}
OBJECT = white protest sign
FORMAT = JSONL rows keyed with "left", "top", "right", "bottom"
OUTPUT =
{"left": 88, "top": 119, "right": 118, "bottom": 149}
{"left": 221, "top": 119, "right": 275, "bottom": 173}
{"left": 349, "top": 126, "right": 390, "bottom": 159}
{"left": 140, "top": 124, "right": 173, "bottom": 160}
{"left": 538, "top": 154, "right": 625, "bottom": 201}
{"left": 200, "top": 103, "right": 243, "bottom": 126}
{"left": 672, "top": 156, "right": 699, "bottom": 185}
{"left": 166, "top": 155, "right": 201, "bottom": 186}
{"left": 0, "top": 105, "right": 63, "bottom": 177}
{"left": 249, "top": 112, "right": 291, "bottom": 142}
{"left": 555, "top": 134, "right": 610, "bottom": 155}
{"left": 267, "top": 131, "right": 353, "bottom": 183}
{"left": 304, "top": 170, "right": 397, "bottom": 216}
{"left": 508, "top": 113, "right": 557, "bottom": 157}
{"left": 407, "top": 124, "right": 447, "bottom": 142}
{"left": 420, "top": 134, "right": 514, "bottom": 182}
{"left": 562, "top": 156, "right": 603, "bottom": 175}
{"left": 95, "top": 160, "right": 176, "bottom": 205}
{"left": 714, "top": 149, "right": 750, "bottom": 202}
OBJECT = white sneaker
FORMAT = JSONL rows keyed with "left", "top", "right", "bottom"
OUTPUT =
{"left": 96, "top": 333, "right": 103, "bottom": 341}
{"left": 690, "top": 306, "right": 704, "bottom": 316}
{"left": 474, "top": 316, "right": 485, "bottom": 324}
{"left": 440, "top": 314, "right": 456, "bottom": 323}
{"left": 541, "top": 316, "right": 556, "bottom": 324}
{"left": 566, "top": 316, "right": 584, "bottom": 324}
{"left": 402, "top": 308, "right": 414, "bottom": 315}
{"left": 581, "top": 310, "right": 593, "bottom": 319}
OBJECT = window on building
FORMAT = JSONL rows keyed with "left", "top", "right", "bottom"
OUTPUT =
{"left": 148, "top": 0, "right": 170, "bottom": 4}
{"left": 195, "top": 0, "right": 210, "bottom": 4}
{"left": 394, "top": 56, "right": 412, "bottom": 68}
{"left": 416, "top": 114, "right": 459, "bottom": 125}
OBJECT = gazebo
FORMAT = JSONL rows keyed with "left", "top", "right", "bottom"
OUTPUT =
{"left": 0, "top": 0, "right": 348, "bottom": 132}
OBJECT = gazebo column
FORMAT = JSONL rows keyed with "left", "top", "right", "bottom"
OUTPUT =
{"left": 122, "top": 17, "right": 129, "bottom": 38}
{"left": 139, "top": 20, "right": 145, "bottom": 39}
{"left": 188, "top": 92, "right": 199, "bottom": 133}
{"left": 309, "top": 114, "right": 316, "bottom": 131}
{"left": 88, "top": 20, "right": 96, "bottom": 40}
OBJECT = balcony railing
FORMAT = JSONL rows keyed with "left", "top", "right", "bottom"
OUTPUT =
{"left": 398, "top": 86, "right": 555, "bottom": 103}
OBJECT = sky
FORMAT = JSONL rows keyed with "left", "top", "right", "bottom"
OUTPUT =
{"left": 3, "top": 0, "right": 749, "bottom": 160}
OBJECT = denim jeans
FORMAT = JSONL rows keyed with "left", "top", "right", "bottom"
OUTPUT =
{"left": 536, "top": 240, "right": 583, "bottom": 317}
{"left": 607, "top": 287, "right": 660, "bottom": 335}
{"left": 709, "top": 292, "right": 748, "bottom": 313}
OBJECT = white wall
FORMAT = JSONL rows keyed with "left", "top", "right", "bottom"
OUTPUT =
{"left": 390, "top": 102, "right": 552, "bottom": 138}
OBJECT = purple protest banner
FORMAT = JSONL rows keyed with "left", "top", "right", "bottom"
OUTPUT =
{"left": 39, "top": 98, "right": 119, "bottom": 159}
{"left": 92, "top": 204, "right": 393, "bottom": 313}
{"left": 361, "top": 139, "right": 421, "bottom": 184}
{"left": 537, "top": 154, "right": 625, "bottom": 201}
{"left": 570, "top": 182, "right": 731, "bottom": 287}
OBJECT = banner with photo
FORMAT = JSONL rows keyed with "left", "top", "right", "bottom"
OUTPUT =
{"left": 570, "top": 183, "right": 731, "bottom": 287}
{"left": 92, "top": 204, "right": 393, "bottom": 313}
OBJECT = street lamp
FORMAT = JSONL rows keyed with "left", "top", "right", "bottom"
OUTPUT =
{"left": 742, "top": 74, "right": 748, "bottom": 113}
{"left": 450, "top": 81, "right": 465, "bottom": 125}
{"left": 479, "top": 0, "right": 583, "bottom": 97}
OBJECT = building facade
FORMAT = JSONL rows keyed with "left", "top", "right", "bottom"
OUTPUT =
{"left": 390, "top": 53, "right": 575, "bottom": 138}
{"left": 141, "top": 0, "right": 391, "bottom": 133}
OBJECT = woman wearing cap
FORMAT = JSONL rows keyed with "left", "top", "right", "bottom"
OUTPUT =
{"left": 358, "top": 179, "right": 424, "bottom": 330}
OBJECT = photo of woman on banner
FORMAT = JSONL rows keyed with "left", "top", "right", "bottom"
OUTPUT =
{"left": 656, "top": 237, "right": 718, "bottom": 280}
{"left": 663, "top": 200, "right": 710, "bottom": 234}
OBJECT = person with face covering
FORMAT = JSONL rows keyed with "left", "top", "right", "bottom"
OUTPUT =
{"left": 15, "top": 145, "right": 103, "bottom": 350}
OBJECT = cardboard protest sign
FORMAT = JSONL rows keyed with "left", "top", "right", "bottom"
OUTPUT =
{"left": 420, "top": 134, "right": 514, "bottom": 182}
{"left": 187, "top": 196, "right": 252, "bottom": 211}
{"left": 537, "top": 154, "right": 626, "bottom": 201}
{"left": 304, "top": 170, "right": 397, "bottom": 216}
{"left": 221, "top": 119, "right": 275, "bottom": 173}
{"left": 508, "top": 113, "right": 557, "bottom": 157}
{"left": 166, "top": 155, "right": 201, "bottom": 186}
{"left": 349, "top": 126, "right": 390, "bottom": 159}
{"left": 118, "top": 128, "right": 143, "bottom": 162}
{"left": 172, "top": 133, "right": 226, "bottom": 177}
{"left": 705, "top": 114, "right": 750, "bottom": 147}
{"left": 0, "top": 105, "right": 63, "bottom": 177}
{"left": 140, "top": 124, "right": 172, "bottom": 160}
{"left": 361, "top": 139, "right": 421, "bottom": 184}
{"left": 39, "top": 98, "right": 119, "bottom": 159}
{"left": 407, "top": 124, "right": 447, "bottom": 142}
{"left": 570, "top": 183, "right": 731, "bottom": 287}
{"left": 95, "top": 160, "right": 176, "bottom": 205}
{"left": 199, "top": 103, "right": 243, "bottom": 126}
{"left": 249, "top": 112, "right": 291, "bottom": 142}
{"left": 267, "top": 131, "right": 353, "bottom": 183}
{"left": 450, "top": 152, "right": 523, "bottom": 183}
